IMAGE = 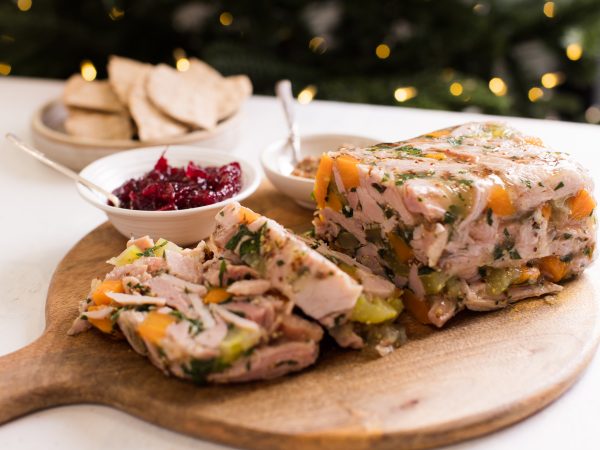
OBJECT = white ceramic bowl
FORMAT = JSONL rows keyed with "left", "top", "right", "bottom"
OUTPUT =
{"left": 78, "top": 146, "right": 260, "bottom": 245}
{"left": 32, "top": 100, "right": 242, "bottom": 171}
{"left": 261, "top": 133, "right": 380, "bottom": 209}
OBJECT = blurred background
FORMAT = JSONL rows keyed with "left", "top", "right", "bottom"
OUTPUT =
{"left": 2, "top": 0, "right": 600, "bottom": 123}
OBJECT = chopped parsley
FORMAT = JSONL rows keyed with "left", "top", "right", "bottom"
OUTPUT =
{"left": 560, "top": 253, "right": 574, "bottom": 263}
{"left": 136, "top": 240, "right": 168, "bottom": 257}
{"left": 443, "top": 205, "right": 460, "bottom": 224}
{"left": 371, "top": 183, "right": 386, "bottom": 193}
{"left": 486, "top": 208, "right": 493, "bottom": 226}
{"left": 447, "top": 137, "right": 464, "bottom": 146}
{"left": 225, "top": 223, "right": 267, "bottom": 267}
{"left": 396, "top": 145, "right": 423, "bottom": 156}
{"left": 509, "top": 249, "right": 521, "bottom": 260}
{"left": 554, "top": 181, "right": 565, "bottom": 191}
{"left": 218, "top": 259, "right": 227, "bottom": 287}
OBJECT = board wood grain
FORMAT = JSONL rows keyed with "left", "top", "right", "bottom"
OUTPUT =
{"left": 0, "top": 182, "right": 598, "bottom": 450}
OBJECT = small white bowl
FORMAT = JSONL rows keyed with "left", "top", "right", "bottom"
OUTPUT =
{"left": 78, "top": 146, "right": 260, "bottom": 245}
{"left": 261, "top": 133, "right": 380, "bottom": 209}
{"left": 32, "top": 100, "right": 242, "bottom": 171}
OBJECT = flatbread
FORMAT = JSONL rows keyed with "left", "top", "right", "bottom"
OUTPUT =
{"left": 146, "top": 63, "right": 219, "bottom": 130}
{"left": 128, "top": 72, "right": 189, "bottom": 141}
{"left": 107, "top": 55, "right": 151, "bottom": 106}
{"left": 185, "top": 58, "right": 224, "bottom": 85}
{"left": 64, "top": 108, "right": 133, "bottom": 140}
{"left": 63, "top": 75, "right": 124, "bottom": 113}
{"left": 182, "top": 58, "right": 252, "bottom": 120}
{"left": 217, "top": 75, "right": 252, "bottom": 120}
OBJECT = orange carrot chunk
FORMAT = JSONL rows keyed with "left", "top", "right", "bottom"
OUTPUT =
{"left": 314, "top": 154, "right": 334, "bottom": 209}
{"left": 568, "top": 189, "right": 595, "bottom": 220}
{"left": 92, "top": 279, "right": 124, "bottom": 306}
{"left": 388, "top": 232, "right": 414, "bottom": 263}
{"left": 403, "top": 290, "right": 432, "bottom": 325}
{"left": 487, "top": 185, "right": 515, "bottom": 216}
{"left": 238, "top": 206, "right": 260, "bottom": 224}
{"left": 335, "top": 154, "right": 361, "bottom": 190}
{"left": 541, "top": 203, "right": 552, "bottom": 221}
{"left": 137, "top": 311, "right": 177, "bottom": 345}
{"left": 87, "top": 305, "right": 114, "bottom": 334}
{"left": 539, "top": 256, "right": 568, "bottom": 283}
{"left": 204, "top": 287, "right": 232, "bottom": 304}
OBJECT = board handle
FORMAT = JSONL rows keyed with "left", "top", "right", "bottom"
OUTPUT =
{"left": 0, "top": 334, "right": 79, "bottom": 424}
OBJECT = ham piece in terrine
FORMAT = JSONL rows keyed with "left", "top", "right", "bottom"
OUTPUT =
{"left": 313, "top": 122, "right": 596, "bottom": 327}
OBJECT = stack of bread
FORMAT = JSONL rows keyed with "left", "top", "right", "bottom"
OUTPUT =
{"left": 62, "top": 56, "right": 252, "bottom": 141}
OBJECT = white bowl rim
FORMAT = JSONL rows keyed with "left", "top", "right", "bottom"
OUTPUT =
{"left": 32, "top": 99, "right": 242, "bottom": 150}
{"left": 261, "top": 133, "right": 381, "bottom": 184}
{"left": 78, "top": 145, "right": 260, "bottom": 217}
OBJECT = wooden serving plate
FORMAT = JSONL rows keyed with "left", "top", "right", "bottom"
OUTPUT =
{"left": 1, "top": 183, "right": 599, "bottom": 450}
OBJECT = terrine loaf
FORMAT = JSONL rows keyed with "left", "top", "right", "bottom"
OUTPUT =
{"left": 313, "top": 122, "right": 596, "bottom": 327}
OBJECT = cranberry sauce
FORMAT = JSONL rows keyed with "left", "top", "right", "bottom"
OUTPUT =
{"left": 111, "top": 155, "right": 242, "bottom": 211}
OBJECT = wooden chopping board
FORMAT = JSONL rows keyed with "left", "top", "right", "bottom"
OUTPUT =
{"left": 0, "top": 181, "right": 599, "bottom": 450}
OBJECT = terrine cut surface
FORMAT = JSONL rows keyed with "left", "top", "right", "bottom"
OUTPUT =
{"left": 313, "top": 121, "right": 596, "bottom": 327}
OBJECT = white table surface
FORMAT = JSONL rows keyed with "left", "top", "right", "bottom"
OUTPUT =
{"left": 0, "top": 76, "right": 599, "bottom": 450}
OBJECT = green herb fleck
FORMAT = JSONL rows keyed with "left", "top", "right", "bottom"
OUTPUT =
{"left": 218, "top": 259, "right": 227, "bottom": 287}
{"left": 372, "top": 183, "right": 386, "bottom": 193}
{"left": 509, "top": 249, "right": 521, "bottom": 260}
{"left": 554, "top": 181, "right": 565, "bottom": 191}
{"left": 486, "top": 208, "right": 493, "bottom": 226}
{"left": 443, "top": 205, "right": 459, "bottom": 224}
{"left": 560, "top": 253, "right": 574, "bottom": 263}
{"left": 136, "top": 240, "right": 168, "bottom": 258}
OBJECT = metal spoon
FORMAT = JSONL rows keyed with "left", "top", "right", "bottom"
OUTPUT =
{"left": 275, "top": 79, "right": 302, "bottom": 164}
{"left": 5, "top": 133, "right": 121, "bottom": 207}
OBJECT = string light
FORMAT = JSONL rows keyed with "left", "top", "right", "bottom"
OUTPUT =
{"left": 543, "top": 2, "right": 555, "bottom": 18}
{"left": 308, "top": 37, "right": 327, "bottom": 54}
{"left": 80, "top": 60, "right": 97, "bottom": 82}
{"left": 0, "top": 63, "right": 11, "bottom": 76}
{"left": 585, "top": 106, "right": 600, "bottom": 124}
{"left": 176, "top": 57, "right": 190, "bottom": 72}
{"left": 488, "top": 77, "right": 507, "bottom": 96}
{"left": 394, "top": 86, "right": 417, "bottom": 102}
{"left": 449, "top": 82, "right": 463, "bottom": 96}
{"left": 566, "top": 43, "right": 582, "bottom": 61}
{"left": 298, "top": 85, "right": 317, "bottom": 104}
{"left": 219, "top": 12, "right": 233, "bottom": 26}
{"left": 109, "top": 6, "right": 125, "bottom": 21}
{"left": 375, "top": 44, "right": 390, "bottom": 59}
{"left": 172, "top": 49, "right": 190, "bottom": 72}
{"left": 528, "top": 87, "right": 544, "bottom": 102}
{"left": 17, "top": 0, "right": 32, "bottom": 12}
{"left": 541, "top": 72, "right": 563, "bottom": 89}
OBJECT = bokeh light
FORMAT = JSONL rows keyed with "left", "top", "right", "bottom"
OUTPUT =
{"left": 566, "top": 43, "right": 582, "bottom": 61}
{"left": 449, "top": 82, "right": 463, "bottom": 96}
{"left": 375, "top": 44, "right": 390, "bottom": 59}
{"left": 298, "top": 85, "right": 317, "bottom": 104}
{"left": 394, "top": 86, "right": 417, "bottom": 102}
{"left": 528, "top": 87, "right": 544, "bottom": 102}
{"left": 219, "top": 12, "right": 233, "bottom": 26}
{"left": 80, "top": 60, "right": 96, "bottom": 81}
{"left": 488, "top": 77, "right": 507, "bottom": 96}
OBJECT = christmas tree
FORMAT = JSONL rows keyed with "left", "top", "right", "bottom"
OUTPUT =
{"left": 1, "top": 0, "right": 600, "bottom": 122}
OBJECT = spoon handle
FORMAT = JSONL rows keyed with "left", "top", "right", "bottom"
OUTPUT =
{"left": 5, "top": 133, "right": 121, "bottom": 207}
{"left": 275, "top": 80, "right": 302, "bottom": 164}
